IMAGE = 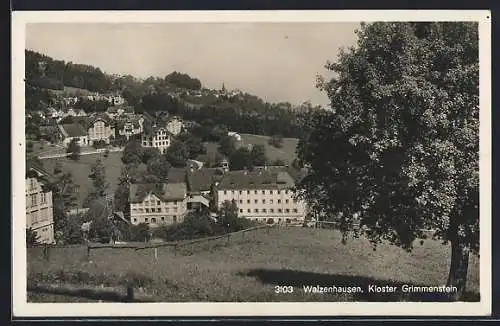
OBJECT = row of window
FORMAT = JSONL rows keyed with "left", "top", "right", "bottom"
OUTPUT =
{"left": 223, "top": 189, "right": 291, "bottom": 196}
{"left": 132, "top": 207, "right": 179, "bottom": 213}
{"left": 141, "top": 200, "right": 180, "bottom": 206}
{"left": 133, "top": 216, "right": 178, "bottom": 224}
{"left": 235, "top": 198, "right": 296, "bottom": 205}
{"left": 240, "top": 208, "right": 298, "bottom": 214}
{"left": 142, "top": 141, "right": 169, "bottom": 147}
{"left": 27, "top": 192, "right": 48, "bottom": 207}
{"left": 30, "top": 207, "right": 50, "bottom": 224}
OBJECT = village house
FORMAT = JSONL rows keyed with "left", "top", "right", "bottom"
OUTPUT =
{"left": 115, "top": 114, "right": 144, "bottom": 140}
{"left": 86, "top": 113, "right": 115, "bottom": 145}
{"left": 129, "top": 183, "right": 188, "bottom": 227}
{"left": 58, "top": 122, "right": 89, "bottom": 146}
{"left": 26, "top": 160, "right": 55, "bottom": 244}
{"left": 62, "top": 97, "right": 78, "bottom": 106}
{"left": 166, "top": 116, "right": 185, "bottom": 136}
{"left": 141, "top": 125, "right": 172, "bottom": 154}
{"left": 215, "top": 170, "right": 308, "bottom": 224}
{"left": 227, "top": 131, "right": 242, "bottom": 142}
{"left": 186, "top": 168, "right": 225, "bottom": 211}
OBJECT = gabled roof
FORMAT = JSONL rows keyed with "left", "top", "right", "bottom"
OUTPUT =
{"left": 187, "top": 168, "right": 224, "bottom": 193}
{"left": 87, "top": 113, "right": 112, "bottom": 126}
{"left": 217, "top": 170, "right": 295, "bottom": 190}
{"left": 129, "top": 182, "right": 187, "bottom": 203}
{"left": 61, "top": 123, "right": 87, "bottom": 137}
{"left": 252, "top": 166, "right": 309, "bottom": 184}
{"left": 167, "top": 168, "right": 188, "bottom": 183}
{"left": 26, "top": 159, "right": 55, "bottom": 183}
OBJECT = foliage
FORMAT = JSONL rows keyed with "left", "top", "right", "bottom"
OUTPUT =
{"left": 92, "top": 139, "right": 107, "bottom": 149}
{"left": 250, "top": 144, "right": 268, "bottom": 167}
{"left": 164, "top": 71, "right": 202, "bottom": 90}
{"left": 146, "top": 155, "right": 171, "bottom": 182}
{"left": 178, "top": 133, "right": 206, "bottom": 159}
{"left": 141, "top": 147, "right": 161, "bottom": 164}
{"left": 66, "top": 139, "right": 81, "bottom": 161}
{"left": 268, "top": 135, "right": 284, "bottom": 148}
{"left": 88, "top": 158, "right": 109, "bottom": 198}
{"left": 218, "top": 135, "right": 237, "bottom": 158}
{"left": 165, "top": 140, "right": 189, "bottom": 167}
{"left": 229, "top": 147, "right": 252, "bottom": 171}
{"left": 26, "top": 228, "right": 40, "bottom": 247}
{"left": 273, "top": 159, "right": 287, "bottom": 166}
{"left": 121, "top": 139, "right": 143, "bottom": 165}
{"left": 111, "top": 134, "right": 128, "bottom": 148}
{"left": 296, "top": 22, "right": 479, "bottom": 298}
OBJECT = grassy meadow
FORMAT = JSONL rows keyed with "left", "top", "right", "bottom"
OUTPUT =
{"left": 27, "top": 227, "right": 480, "bottom": 302}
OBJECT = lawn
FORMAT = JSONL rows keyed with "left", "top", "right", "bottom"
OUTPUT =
{"left": 27, "top": 227, "right": 480, "bottom": 302}
{"left": 41, "top": 152, "right": 124, "bottom": 207}
{"left": 200, "top": 134, "right": 299, "bottom": 166}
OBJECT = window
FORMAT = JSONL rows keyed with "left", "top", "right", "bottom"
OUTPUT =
{"left": 285, "top": 199, "right": 289, "bottom": 204}
{"left": 293, "top": 209, "right": 298, "bottom": 213}
{"left": 262, "top": 190, "right": 265, "bottom": 195}
{"left": 40, "top": 192, "right": 46, "bottom": 204}
{"left": 262, "top": 199, "right": 266, "bottom": 204}
{"left": 270, "top": 209, "right": 274, "bottom": 213}
{"left": 31, "top": 194, "right": 37, "bottom": 207}
{"left": 262, "top": 209, "right": 267, "bottom": 213}
{"left": 254, "top": 199, "right": 258, "bottom": 204}
{"left": 293, "top": 199, "right": 297, "bottom": 203}
{"left": 239, "top": 200, "right": 243, "bottom": 204}
{"left": 133, "top": 218, "right": 137, "bottom": 222}
{"left": 151, "top": 218, "right": 157, "bottom": 223}
{"left": 247, "top": 199, "right": 250, "bottom": 204}
{"left": 239, "top": 190, "right": 242, "bottom": 195}
{"left": 254, "top": 209, "right": 258, "bottom": 213}
{"left": 145, "top": 208, "right": 150, "bottom": 213}
{"left": 247, "top": 209, "right": 251, "bottom": 213}
{"left": 224, "top": 190, "right": 227, "bottom": 195}
{"left": 254, "top": 190, "right": 257, "bottom": 194}
{"left": 157, "top": 201, "right": 161, "bottom": 205}
{"left": 158, "top": 208, "right": 162, "bottom": 212}
{"left": 29, "top": 178, "right": 36, "bottom": 190}
{"left": 161, "top": 216, "right": 165, "bottom": 221}
{"left": 278, "top": 209, "right": 283, "bottom": 213}
{"left": 285, "top": 190, "right": 289, "bottom": 195}
{"left": 174, "top": 201, "right": 178, "bottom": 205}
{"left": 174, "top": 207, "right": 178, "bottom": 212}
{"left": 247, "top": 190, "right": 250, "bottom": 195}
{"left": 270, "top": 190, "right": 273, "bottom": 195}
{"left": 270, "top": 199, "right": 273, "bottom": 204}
{"left": 240, "top": 209, "right": 243, "bottom": 213}
{"left": 278, "top": 199, "right": 282, "bottom": 204}
{"left": 145, "top": 218, "right": 149, "bottom": 222}
{"left": 285, "top": 209, "right": 290, "bottom": 213}
{"left": 231, "top": 190, "right": 235, "bottom": 194}
{"left": 173, "top": 216, "right": 177, "bottom": 223}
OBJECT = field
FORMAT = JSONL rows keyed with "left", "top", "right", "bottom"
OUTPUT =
{"left": 27, "top": 227, "right": 480, "bottom": 302}
{"left": 41, "top": 152, "right": 124, "bottom": 207}
{"left": 201, "top": 134, "right": 299, "bottom": 165}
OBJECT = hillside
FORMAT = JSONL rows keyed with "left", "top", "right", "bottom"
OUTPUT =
{"left": 27, "top": 227, "right": 480, "bottom": 302}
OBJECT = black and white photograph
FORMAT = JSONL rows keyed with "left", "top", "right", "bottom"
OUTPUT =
{"left": 12, "top": 10, "right": 491, "bottom": 317}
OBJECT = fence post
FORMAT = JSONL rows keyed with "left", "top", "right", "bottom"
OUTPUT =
{"left": 126, "top": 285, "right": 134, "bottom": 302}
{"left": 174, "top": 244, "right": 178, "bottom": 256}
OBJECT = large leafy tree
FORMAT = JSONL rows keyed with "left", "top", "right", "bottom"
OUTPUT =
{"left": 296, "top": 22, "right": 479, "bottom": 300}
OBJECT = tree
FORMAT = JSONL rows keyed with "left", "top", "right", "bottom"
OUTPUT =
{"left": 217, "top": 200, "right": 240, "bottom": 232}
{"left": 47, "top": 170, "right": 78, "bottom": 237}
{"left": 181, "top": 134, "right": 206, "bottom": 159}
{"left": 26, "top": 228, "right": 40, "bottom": 247}
{"left": 296, "top": 22, "right": 479, "bottom": 300}
{"left": 273, "top": 159, "right": 287, "bottom": 166}
{"left": 121, "top": 139, "right": 143, "bottom": 165}
{"left": 250, "top": 144, "right": 268, "bottom": 167}
{"left": 268, "top": 134, "right": 284, "bottom": 148}
{"left": 218, "top": 135, "right": 237, "bottom": 158}
{"left": 86, "top": 158, "right": 109, "bottom": 205}
{"left": 141, "top": 147, "right": 161, "bottom": 164}
{"left": 229, "top": 147, "right": 252, "bottom": 171}
{"left": 66, "top": 139, "right": 81, "bottom": 161}
{"left": 165, "top": 140, "right": 189, "bottom": 167}
{"left": 146, "top": 155, "right": 171, "bottom": 181}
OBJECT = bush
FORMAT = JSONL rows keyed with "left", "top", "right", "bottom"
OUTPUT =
{"left": 268, "top": 135, "right": 283, "bottom": 148}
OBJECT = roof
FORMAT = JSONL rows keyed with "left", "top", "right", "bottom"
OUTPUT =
{"left": 217, "top": 170, "right": 295, "bottom": 190}
{"left": 129, "top": 182, "right": 187, "bottom": 203}
{"left": 187, "top": 168, "right": 224, "bottom": 193}
{"left": 88, "top": 113, "right": 112, "bottom": 126}
{"left": 252, "top": 166, "right": 309, "bottom": 184}
{"left": 61, "top": 123, "right": 87, "bottom": 137}
{"left": 115, "top": 115, "right": 142, "bottom": 130}
{"left": 26, "top": 159, "right": 55, "bottom": 183}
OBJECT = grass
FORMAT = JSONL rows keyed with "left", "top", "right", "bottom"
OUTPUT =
{"left": 41, "top": 151, "right": 125, "bottom": 207}
{"left": 27, "top": 227, "right": 480, "bottom": 302}
{"left": 200, "top": 134, "right": 299, "bottom": 165}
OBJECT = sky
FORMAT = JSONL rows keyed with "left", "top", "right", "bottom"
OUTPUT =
{"left": 26, "top": 23, "right": 360, "bottom": 106}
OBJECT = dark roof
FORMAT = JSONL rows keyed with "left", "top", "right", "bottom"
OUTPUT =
{"left": 115, "top": 115, "right": 142, "bottom": 130}
{"left": 61, "top": 123, "right": 87, "bottom": 137}
{"left": 252, "top": 166, "right": 308, "bottom": 184}
{"left": 217, "top": 170, "right": 295, "bottom": 190}
{"left": 187, "top": 168, "right": 223, "bottom": 193}
{"left": 26, "top": 159, "right": 55, "bottom": 183}
{"left": 129, "top": 183, "right": 187, "bottom": 203}
{"left": 88, "top": 113, "right": 112, "bottom": 126}
{"left": 167, "top": 168, "right": 188, "bottom": 183}
{"left": 106, "top": 107, "right": 118, "bottom": 113}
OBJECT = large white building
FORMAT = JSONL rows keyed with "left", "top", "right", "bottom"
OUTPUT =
{"left": 141, "top": 126, "right": 172, "bottom": 154}
{"left": 26, "top": 161, "right": 55, "bottom": 244}
{"left": 166, "top": 116, "right": 185, "bottom": 136}
{"left": 215, "top": 170, "right": 307, "bottom": 224}
{"left": 129, "top": 183, "right": 188, "bottom": 227}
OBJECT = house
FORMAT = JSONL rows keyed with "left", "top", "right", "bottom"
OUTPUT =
{"left": 141, "top": 125, "right": 172, "bottom": 154}
{"left": 115, "top": 115, "right": 144, "bottom": 140}
{"left": 215, "top": 170, "right": 307, "bottom": 224}
{"left": 63, "top": 97, "right": 78, "bottom": 106}
{"left": 166, "top": 116, "right": 185, "bottom": 136}
{"left": 186, "top": 168, "right": 225, "bottom": 211}
{"left": 75, "top": 109, "right": 87, "bottom": 117}
{"left": 129, "top": 183, "right": 188, "bottom": 227}
{"left": 105, "top": 106, "right": 123, "bottom": 119}
{"left": 87, "top": 113, "right": 115, "bottom": 145}
{"left": 26, "top": 160, "right": 55, "bottom": 244}
{"left": 187, "top": 159, "right": 204, "bottom": 170}
{"left": 58, "top": 123, "right": 89, "bottom": 146}
{"left": 227, "top": 131, "right": 242, "bottom": 142}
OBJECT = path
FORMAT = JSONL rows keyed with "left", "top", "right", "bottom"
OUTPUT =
{"left": 38, "top": 147, "right": 123, "bottom": 160}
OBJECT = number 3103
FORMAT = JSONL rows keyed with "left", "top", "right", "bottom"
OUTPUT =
{"left": 275, "top": 285, "right": 294, "bottom": 294}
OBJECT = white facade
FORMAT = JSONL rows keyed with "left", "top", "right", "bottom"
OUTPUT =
{"left": 26, "top": 175, "right": 55, "bottom": 244}
{"left": 141, "top": 128, "right": 171, "bottom": 154}
{"left": 227, "top": 131, "right": 242, "bottom": 142}
{"left": 216, "top": 187, "right": 307, "bottom": 224}
{"left": 62, "top": 135, "right": 89, "bottom": 146}
{"left": 88, "top": 119, "right": 115, "bottom": 145}
{"left": 130, "top": 193, "right": 187, "bottom": 227}
{"left": 166, "top": 117, "right": 184, "bottom": 136}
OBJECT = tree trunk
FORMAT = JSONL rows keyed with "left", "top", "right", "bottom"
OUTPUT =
{"left": 446, "top": 239, "right": 470, "bottom": 301}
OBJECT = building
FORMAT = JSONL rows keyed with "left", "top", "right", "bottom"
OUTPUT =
{"left": 115, "top": 115, "right": 144, "bottom": 140}
{"left": 166, "top": 116, "right": 185, "bottom": 136}
{"left": 58, "top": 123, "right": 89, "bottom": 146}
{"left": 186, "top": 168, "right": 225, "bottom": 211}
{"left": 129, "top": 183, "right": 188, "bottom": 227}
{"left": 26, "top": 160, "right": 55, "bottom": 244}
{"left": 215, "top": 170, "right": 307, "bottom": 224}
{"left": 141, "top": 126, "right": 172, "bottom": 154}
{"left": 227, "top": 131, "right": 242, "bottom": 142}
{"left": 87, "top": 113, "right": 115, "bottom": 145}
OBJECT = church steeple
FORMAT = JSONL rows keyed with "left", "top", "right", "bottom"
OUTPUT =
{"left": 221, "top": 82, "right": 226, "bottom": 92}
